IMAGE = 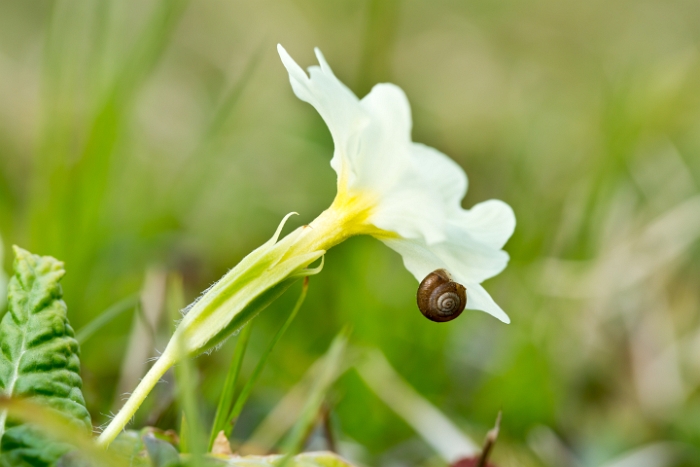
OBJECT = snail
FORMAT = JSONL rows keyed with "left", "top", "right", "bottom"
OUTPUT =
{"left": 416, "top": 269, "right": 467, "bottom": 322}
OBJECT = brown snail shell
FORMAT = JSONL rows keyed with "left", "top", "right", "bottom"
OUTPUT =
{"left": 417, "top": 269, "right": 467, "bottom": 322}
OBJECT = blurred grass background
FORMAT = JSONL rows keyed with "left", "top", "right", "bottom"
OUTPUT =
{"left": 1, "top": 0, "right": 700, "bottom": 465}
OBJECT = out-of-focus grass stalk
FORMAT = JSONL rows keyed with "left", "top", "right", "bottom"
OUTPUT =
{"left": 69, "top": 0, "right": 190, "bottom": 243}
{"left": 600, "top": 442, "right": 678, "bottom": 467}
{"left": 169, "top": 42, "right": 266, "bottom": 212}
{"left": 222, "top": 278, "right": 310, "bottom": 439}
{"left": 200, "top": 42, "right": 266, "bottom": 144}
{"left": 528, "top": 426, "right": 679, "bottom": 467}
{"left": 240, "top": 333, "right": 352, "bottom": 455}
{"left": 75, "top": 294, "right": 140, "bottom": 344}
{"left": 28, "top": 0, "right": 190, "bottom": 316}
{"left": 169, "top": 274, "right": 206, "bottom": 458}
{"left": 208, "top": 321, "right": 253, "bottom": 449}
{"left": 356, "top": 349, "right": 480, "bottom": 462}
{"left": 280, "top": 329, "right": 349, "bottom": 455}
{"left": 0, "top": 235, "right": 6, "bottom": 311}
{"left": 356, "top": 0, "right": 399, "bottom": 95}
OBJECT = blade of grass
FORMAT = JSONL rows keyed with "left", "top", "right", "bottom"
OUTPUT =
{"left": 110, "top": 0, "right": 190, "bottom": 101}
{"left": 76, "top": 294, "right": 139, "bottom": 344}
{"left": 202, "top": 40, "right": 267, "bottom": 144}
{"left": 355, "top": 349, "right": 480, "bottom": 462}
{"left": 280, "top": 328, "right": 349, "bottom": 455}
{"left": 208, "top": 320, "right": 253, "bottom": 449}
{"left": 240, "top": 343, "right": 354, "bottom": 455}
{"left": 172, "top": 41, "right": 267, "bottom": 210}
{"left": 176, "top": 355, "right": 206, "bottom": 459}
{"left": 0, "top": 234, "right": 6, "bottom": 311}
{"left": 70, "top": 0, "right": 191, "bottom": 243}
{"left": 168, "top": 274, "right": 206, "bottom": 458}
{"left": 30, "top": 0, "right": 190, "bottom": 262}
{"left": 357, "top": 0, "right": 400, "bottom": 95}
{"left": 223, "top": 278, "right": 310, "bottom": 439}
{"left": 179, "top": 412, "right": 190, "bottom": 454}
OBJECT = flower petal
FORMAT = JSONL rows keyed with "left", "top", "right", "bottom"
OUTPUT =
{"left": 369, "top": 141, "right": 470, "bottom": 244}
{"left": 277, "top": 45, "right": 367, "bottom": 186}
{"left": 409, "top": 142, "right": 469, "bottom": 210}
{"left": 456, "top": 200, "right": 515, "bottom": 250}
{"left": 380, "top": 197, "right": 514, "bottom": 322}
{"left": 353, "top": 83, "right": 413, "bottom": 191}
{"left": 382, "top": 225, "right": 509, "bottom": 286}
{"left": 372, "top": 187, "right": 447, "bottom": 244}
{"left": 462, "top": 283, "right": 511, "bottom": 323}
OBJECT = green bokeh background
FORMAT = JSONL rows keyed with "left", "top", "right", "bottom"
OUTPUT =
{"left": 1, "top": 0, "right": 700, "bottom": 465}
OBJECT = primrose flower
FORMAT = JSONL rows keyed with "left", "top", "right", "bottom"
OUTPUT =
{"left": 97, "top": 46, "right": 514, "bottom": 446}
{"left": 277, "top": 45, "right": 515, "bottom": 323}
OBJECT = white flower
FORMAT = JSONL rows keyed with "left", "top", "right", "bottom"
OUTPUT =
{"left": 98, "top": 45, "right": 516, "bottom": 446}
{"left": 278, "top": 45, "right": 515, "bottom": 323}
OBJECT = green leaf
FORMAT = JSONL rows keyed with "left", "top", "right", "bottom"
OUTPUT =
{"left": 143, "top": 434, "right": 180, "bottom": 467}
{"left": 0, "top": 398, "right": 125, "bottom": 467}
{"left": 0, "top": 246, "right": 91, "bottom": 466}
{"left": 105, "top": 430, "right": 150, "bottom": 467}
{"left": 75, "top": 294, "right": 139, "bottom": 344}
{"left": 106, "top": 428, "right": 180, "bottom": 467}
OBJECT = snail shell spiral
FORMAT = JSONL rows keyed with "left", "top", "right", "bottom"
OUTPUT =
{"left": 416, "top": 269, "right": 467, "bottom": 322}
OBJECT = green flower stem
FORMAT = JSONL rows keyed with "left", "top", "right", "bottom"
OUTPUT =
{"left": 97, "top": 353, "right": 173, "bottom": 447}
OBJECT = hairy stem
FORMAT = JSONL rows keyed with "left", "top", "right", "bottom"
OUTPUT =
{"left": 96, "top": 353, "right": 173, "bottom": 447}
